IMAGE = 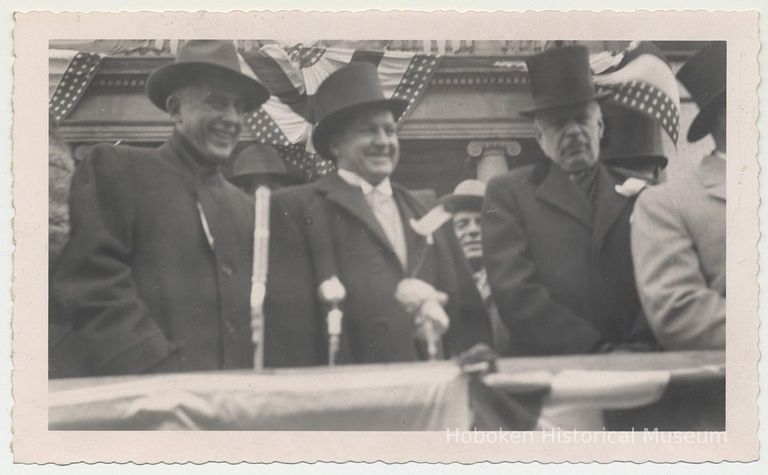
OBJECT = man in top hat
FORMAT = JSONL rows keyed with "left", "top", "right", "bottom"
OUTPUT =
{"left": 600, "top": 103, "right": 673, "bottom": 185}
{"left": 630, "top": 42, "right": 726, "bottom": 350}
{"left": 224, "top": 143, "right": 304, "bottom": 194}
{"left": 263, "top": 62, "right": 491, "bottom": 367}
{"left": 482, "top": 45, "right": 656, "bottom": 355}
{"left": 442, "top": 180, "right": 510, "bottom": 355}
{"left": 52, "top": 40, "right": 270, "bottom": 376}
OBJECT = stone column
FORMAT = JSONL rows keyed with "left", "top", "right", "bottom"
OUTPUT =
{"left": 466, "top": 140, "right": 521, "bottom": 183}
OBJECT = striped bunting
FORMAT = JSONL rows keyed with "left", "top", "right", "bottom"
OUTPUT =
{"left": 49, "top": 52, "right": 103, "bottom": 122}
{"left": 592, "top": 41, "right": 681, "bottom": 143}
{"left": 240, "top": 45, "right": 441, "bottom": 180}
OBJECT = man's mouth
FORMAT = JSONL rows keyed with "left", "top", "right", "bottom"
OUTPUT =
{"left": 210, "top": 126, "right": 237, "bottom": 143}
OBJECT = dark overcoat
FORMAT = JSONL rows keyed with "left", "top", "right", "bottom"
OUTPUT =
{"left": 263, "top": 173, "right": 492, "bottom": 367}
{"left": 52, "top": 132, "right": 255, "bottom": 376}
{"left": 482, "top": 160, "right": 655, "bottom": 355}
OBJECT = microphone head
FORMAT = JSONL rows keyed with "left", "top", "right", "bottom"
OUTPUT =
{"left": 319, "top": 275, "right": 346, "bottom": 303}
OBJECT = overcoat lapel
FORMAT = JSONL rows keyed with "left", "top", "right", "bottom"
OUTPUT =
{"left": 699, "top": 153, "right": 726, "bottom": 201}
{"left": 592, "top": 163, "right": 632, "bottom": 248}
{"left": 315, "top": 174, "right": 400, "bottom": 260}
{"left": 393, "top": 186, "right": 429, "bottom": 276}
{"left": 534, "top": 161, "right": 593, "bottom": 229}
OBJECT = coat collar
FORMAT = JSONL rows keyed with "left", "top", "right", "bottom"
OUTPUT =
{"left": 698, "top": 152, "right": 726, "bottom": 201}
{"left": 314, "top": 173, "right": 431, "bottom": 275}
{"left": 315, "top": 174, "right": 403, "bottom": 266}
{"left": 533, "top": 160, "right": 593, "bottom": 229}
{"left": 591, "top": 163, "right": 632, "bottom": 247}
{"left": 532, "top": 160, "right": 631, "bottom": 244}
{"left": 159, "top": 132, "right": 223, "bottom": 184}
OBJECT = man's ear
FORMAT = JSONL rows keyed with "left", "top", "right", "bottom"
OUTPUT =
{"left": 597, "top": 115, "right": 605, "bottom": 139}
{"left": 166, "top": 95, "right": 182, "bottom": 123}
{"left": 533, "top": 120, "right": 544, "bottom": 147}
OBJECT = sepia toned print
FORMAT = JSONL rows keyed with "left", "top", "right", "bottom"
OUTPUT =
{"left": 12, "top": 10, "right": 759, "bottom": 463}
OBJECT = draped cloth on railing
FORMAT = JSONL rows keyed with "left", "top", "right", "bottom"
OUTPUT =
{"left": 49, "top": 351, "right": 724, "bottom": 431}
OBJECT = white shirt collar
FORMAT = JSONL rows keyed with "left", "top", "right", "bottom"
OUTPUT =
{"left": 337, "top": 169, "right": 393, "bottom": 196}
{"left": 712, "top": 150, "right": 726, "bottom": 160}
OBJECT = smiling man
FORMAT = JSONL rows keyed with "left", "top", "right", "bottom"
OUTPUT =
{"left": 264, "top": 63, "right": 491, "bottom": 367}
{"left": 482, "top": 45, "right": 656, "bottom": 355}
{"left": 51, "top": 41, "right": 270, "bottom": 376}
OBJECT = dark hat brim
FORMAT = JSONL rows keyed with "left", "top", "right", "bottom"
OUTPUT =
{"left": 602, "top": 153, "right": 669, "bottom": 169}
{"left": 312, "top": 98, "right": 409, "bottom": 160}
{"left": 687, "top": 92, "right": 725, "bottom": 142}
{"left": 146, "top": 62, "right": 270, "bottom": 113}
{"left": 518, "top": 90, "right": 612, "bottom": 118}
{"left": 440, "top": 194, "right": 484, "bottom": 212}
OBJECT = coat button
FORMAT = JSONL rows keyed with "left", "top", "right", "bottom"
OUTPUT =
{"left": 221, "top": 265, "right": 233, "bottom": 276}
{"left": 225, "top": 320, "right": 235, "bottom": 333}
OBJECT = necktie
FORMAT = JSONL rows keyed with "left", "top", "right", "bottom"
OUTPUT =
{"left": 366, "top": 188, "right": 408, "bottom": 269}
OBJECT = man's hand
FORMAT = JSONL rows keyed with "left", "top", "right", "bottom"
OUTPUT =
{"left": 395, "top": 278, "right": 450, "bottom": 338}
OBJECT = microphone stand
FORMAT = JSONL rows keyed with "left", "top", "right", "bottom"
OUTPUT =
{"left": 251, "top": 186, "right": 270, "bottom": 371}
{"left": 318, "top": 275, "right": 346, "bottom": 366}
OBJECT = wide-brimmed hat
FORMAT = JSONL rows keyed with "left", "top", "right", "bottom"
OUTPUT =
{"left": 311, "top": 62, "right": 408, "bottom": 160}
{"left": 440, "top": 179, "right": 486, "bottom": 212}
{"left": 146, "top": 40, "right": 270, "bottom": 113}
{"left": 676, "top": 42, "right": 726, "bottom": 142}
{"left": 224, "top": 143, "right": 304, "bottom": 186}
{"left": 600, "top": 103, "right": 671, "bottom": 169}
{"left": 519, "top": 45, "right": 610, "bottom": 117}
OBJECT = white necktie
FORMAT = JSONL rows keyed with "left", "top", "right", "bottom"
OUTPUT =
{"left": 366, "top": 188, "right": 408, "bottom": 269}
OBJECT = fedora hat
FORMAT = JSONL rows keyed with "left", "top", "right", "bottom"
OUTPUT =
{"left": 311, "top": 62, "right": 408, "bottom": 160}
{"left": 441, "top": 179, "right": 486, "bottom": 212}
{"left": 146, "top": 40, "right": 270, "bottom": 113}
{"left": 224, "top": 143, "right": 303, "bottom": 186}
{"left": 676, "top": 42, "right": 726, "bottom": 142}
{"left": 519, "top": 45, "right": 610, "bottom": 117}
{"left": 600, "top": 103, "right": 671, "bottom": 169}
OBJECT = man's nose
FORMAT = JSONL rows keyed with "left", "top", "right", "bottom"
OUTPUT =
{"left": 372, "top": 128, "right": 391, "bottom": 146}
{"left": 220, "top": 103, "right": 242, "bottom": 124}
{"left": 562, "top": 118, "right": 583, "bottom": 136}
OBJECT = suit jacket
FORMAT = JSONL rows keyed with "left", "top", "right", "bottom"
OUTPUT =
{"left": 52, "top": 132, "right": 255, "bottom": 377}
{"left": 631, "top": 153, "right": 725, "bottom": 349}
{"left": 263, "top": 173, "right": 492, "bottom": 367}
{"left": 482, "top": 160, "right": 655, "bottom": 355}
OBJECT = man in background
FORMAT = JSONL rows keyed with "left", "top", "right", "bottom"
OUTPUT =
{"left": 442, "top": 179, "right": 510, "bottom": 355}
{"left": 224, "top": 143, "right": 304, "bottom": 194}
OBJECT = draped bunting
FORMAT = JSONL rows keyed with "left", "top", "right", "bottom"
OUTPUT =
{"left": 48, "top": 40, "right": 681, "bottom": 177}
{"left": 239, "top": 45, "right": 441, "bottom": 179}
{"left": 592, "top": 41, "right": 681, "bottom": 143}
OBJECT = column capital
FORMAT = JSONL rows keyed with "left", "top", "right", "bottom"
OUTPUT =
{"left": 466, "top": 140, "right": 522, "bottom": 160}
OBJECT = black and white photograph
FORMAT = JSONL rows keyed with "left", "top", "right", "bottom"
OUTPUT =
{"left": 10, "top": 9, "right": 760, "bottom": 464}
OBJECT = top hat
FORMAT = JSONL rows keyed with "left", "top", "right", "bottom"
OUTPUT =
{"left": 519, "top": 45, "right": 610, "bottom": 117}
{"left": 601, "top": 103, "right": 671, "bottom": 169}
{"left": 441, "top": 179, "right": 487, "bottom": 212}
{"left": 146, "top": 40, "right": 270, "bottom": 113}
{"left": 676, "top": 42, "right": 726, "bottom": 142}
{"left": 224, "top": 143, "right": 303, "bottom": 186}
{"left": 311, "top": 62, "right": 408, "bottom": 160}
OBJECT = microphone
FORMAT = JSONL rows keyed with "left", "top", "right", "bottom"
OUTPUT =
{"left": 318, "top": 275, "right": 346, "bottom": 366}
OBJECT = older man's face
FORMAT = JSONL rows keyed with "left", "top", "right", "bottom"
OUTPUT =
{"left": 330, "top": 108, "right": 399, "bottom": 185}
{"left": 453, "top": 210, "right": 483, "bottom": 261}
{"left": 170, "top": 77, "right": 247, "bottom": 163}
{"left": 534, "top": 101, "right": 604, "bottom": 173}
